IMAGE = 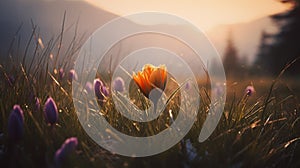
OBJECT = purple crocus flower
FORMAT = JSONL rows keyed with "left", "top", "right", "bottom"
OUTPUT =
{"left": 213, "top": 83, "right": 225, "bottom": 97}
{"left": 102, "top": 86, "right": 109, "bottom": 97}
{"left": 35, "top": 97, "right": 41, "bottom": 112}
{"left": 59, "top": 68, "right": 65, "bottom": 79}
{"left": 185, "top": 139, "right": 198, "bottom": 161}
{"left": 68, "top": 69, "right": 78, "bottom": 81}
{"left": 185, "top": 81, "right": 191, "bottom": 90}
{"left": 94, "top": 78, "right": 103, "bottom": 97}
{"left": 94, "top": 79, "right": 109, "bottom": 104}
{"left": 113, "top": 77, "right": 125, "bottom": 92}
{"left": 245, "top": 86, "right": 255, "bottom": 96}
{"left": 8, "top": 105, "right": 24, "bottom": 142}
{"left": 85, "top": 81, "right": 93, "bottom": 93}
{"left": 54, "top": 137, "right": 78, "bottom": 166}
{"left": 44, "top": 97, "right": 58, "bottom": 125}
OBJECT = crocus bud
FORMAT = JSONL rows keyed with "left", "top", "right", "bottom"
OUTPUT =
{"left": 68, "top": 69, "right": 78, "bottom": 81}
{"left": 8, "top": 105, "right": 24, "bottom": 142}
{"left": 94, "top": 79, "right": 109, "bottom": 104}
{"left": 59, "top": 68, "right": 65, "bottom": 79}
{"left": 113, "top": 77, "right": 125, "bottom": 92}
{"left": 44, "top": 97, "right": 58, "bottom": 125}
{"left": 94, "top": 79, "right": 103, "bottom": 99}
{"left": 185, "top": 81, "right": 191, "bottom": 90}
{"left": 54, "top": 137, "right": 78, "bottom": 166}
{"left": 245, "top": 86, "right": 255, "bottom": 96}
{"left": 85, "top": 82, "right": 93, "bottom": 93}
{"left": 184, "top": 139, "right": 197, "bottom": 161}
{"left": 213, "top": 83, "right": 225, "bottom": 96}
{"left": 102, "top": 86, "right": 109, "bottom": 97}
{"left": 35, "top": 97, "right": 41, "bottom": 112}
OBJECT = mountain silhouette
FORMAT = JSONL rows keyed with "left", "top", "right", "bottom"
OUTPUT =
{"left": 0, "top": 0, "right": 277, "bottom": 66}
{"left": 0, "top": 0, "right": 117, "bottom": 56}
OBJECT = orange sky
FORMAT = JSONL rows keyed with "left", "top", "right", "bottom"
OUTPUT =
{"left": 85, "top": 0, "right": 290, "bottom": 30}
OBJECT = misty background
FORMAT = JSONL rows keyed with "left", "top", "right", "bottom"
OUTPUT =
{"left": 0, "top": 0, "right": 299, "bottom": 78}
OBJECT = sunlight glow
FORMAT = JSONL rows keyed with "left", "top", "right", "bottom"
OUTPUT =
{"left": 85, "top": 0, "right": 290, "bottom": 30}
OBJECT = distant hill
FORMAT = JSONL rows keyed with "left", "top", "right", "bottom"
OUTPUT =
{"left": 0, "top": 0, "right": 278, "bottom": 66}
{"left": 0, "top": 0, "right": 117, "bottom": 56}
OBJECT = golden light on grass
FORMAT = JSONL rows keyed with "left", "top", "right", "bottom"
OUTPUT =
{"left": 133, "top": 64, "right": 167, "bottom": 98}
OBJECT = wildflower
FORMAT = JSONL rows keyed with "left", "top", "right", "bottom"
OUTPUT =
{"left": 44, "top": 97, "right": 58, "bottom": 125}
{"left": 59, "top": 68, "right": 65, "bottom": 79}
{"left": 185, "top": 81, "right": 191, "bottom": 90}
{"left": 54, "top": 137, "right": 78, "bottom": 167}
{"left": 8, "top": 105, "right": 24, "bottom": 142}
{"left": 85, "top": 81, "right": 93, "bottom": 93}
{"left": 213, "top": 83, "right": 225, "bottom": 97}
{"left": 102, "top": 86, "right": 109, "bottom": 97}
{"left": 94, "top": 79, "right": 109, "bottom": 104}
{"left": 245, "top": 85, "right": 255, "bottom": 96}
{"left": 68, "top": 69, "right": 78, "bottom": 81}
{"left": 35, "top": 97, "right": 41, "bottom": 112}
{"left": 94, "top": 79, "right": 103, "bottom": 98}
{"left": 113, "top": 77, "right": 125, "bottom": 92}
{"left": 133, "top": 64, "right": 167, "bottom": 98}
{"left": 185, "top": 139, "right": 198, "bottom": 161}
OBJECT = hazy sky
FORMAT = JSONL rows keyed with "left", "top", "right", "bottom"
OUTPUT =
{"left": 85, "top": 0, "right": 290, "bottom": 30}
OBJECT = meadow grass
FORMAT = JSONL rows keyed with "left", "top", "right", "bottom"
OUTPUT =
{"left": 0, "top": 24, "right": 300, "bottom": 168}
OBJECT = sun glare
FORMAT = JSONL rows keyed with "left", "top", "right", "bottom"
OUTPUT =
{"left": 85, "top": 0, "right": 290, "bottom": 30}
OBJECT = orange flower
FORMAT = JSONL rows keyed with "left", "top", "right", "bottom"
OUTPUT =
{"left": 133, "top": 64, "right": 167, "bottom": 98}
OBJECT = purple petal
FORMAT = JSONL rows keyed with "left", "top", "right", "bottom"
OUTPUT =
{"left": 245, "top": 86, "right": 255, "bottom": 96}
{"left": 94, "top": 79, "right": 109, "bottom": 97}
{"left": 68, "top": 69, "right": 78, "bottom": 81}
{"left": 113, "top": 77, "right": 125, "bottom": 92}
{"left": 94, "top": 79, "right": 104, "bottom": 100}
{"left": 35, "top": 97, "right": 41, "bottom": 112}
{"left": 54, "top": 137, "right": 78, "bottom": 166}
{"left": 85, "top": 82, "right": 93, "bottom": 93}
{"left": 102, "top": 85, "right": 109, "bottom": 97}
{"left": 94, "top": 78, "right": 110, "bottom": 105}
{"left": 44, "top": 97, "right": 58, "bottom": 125}
{"left": 59, "top": 68, "right": 65, "bottom": 79}
{"left": 185, "top": 81, "right": 191, "bottom": 90}
{"left": 8, "top": 105, "right": 24, "bottom": 142}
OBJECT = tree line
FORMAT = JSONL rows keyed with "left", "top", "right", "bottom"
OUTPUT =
{"left": 223, "top": 0, "right": 300, "bottom": 78}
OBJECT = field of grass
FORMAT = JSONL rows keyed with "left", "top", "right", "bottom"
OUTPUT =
{"left": 0, "top": 26, "right": 300, "bottom": 168}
